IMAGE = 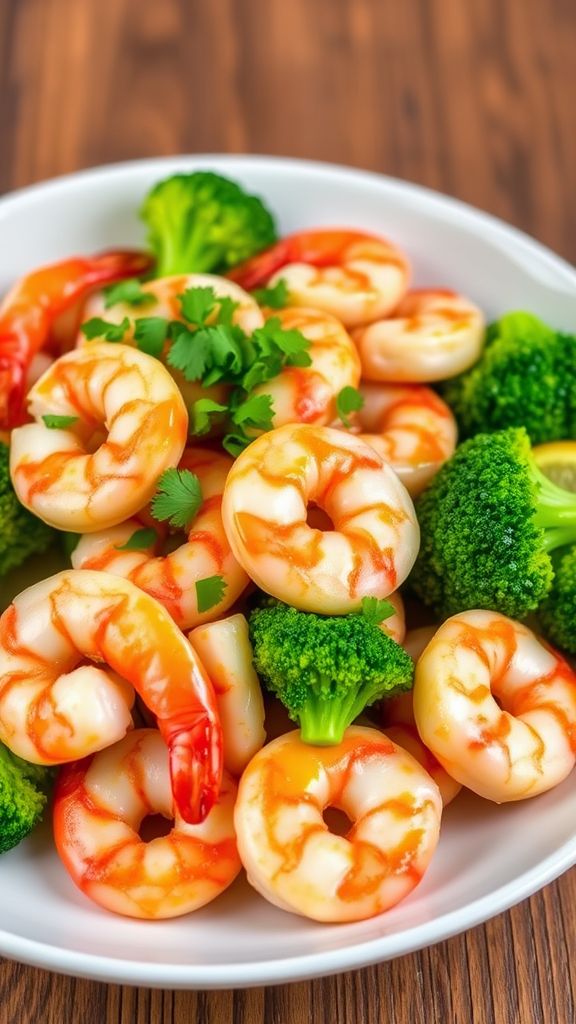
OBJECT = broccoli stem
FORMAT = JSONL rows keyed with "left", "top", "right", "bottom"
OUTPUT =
{"left": 298, "top": 680, "right": 379, "bottom": 746}
{"left": 531, "top": 462, "right": 576, "bottom": 550}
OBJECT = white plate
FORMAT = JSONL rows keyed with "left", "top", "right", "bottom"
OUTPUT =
{"left": 1, "top": 156, "right": 576, "bottom": 989}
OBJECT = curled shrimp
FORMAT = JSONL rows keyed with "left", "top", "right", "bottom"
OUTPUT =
{"left": 0, "top": 250, "right": 152, "bottom": 429}
{"left": 54, "top": 729, "right": 240, "bottom": 919}
{"left": 413, "top": 610, "right": 576, "bottom": 802}
{"left": 248, "top": 307, "right": 361, "bottom": 428}
{"left": 80, "top": 272, "right": 264, "bottom": 413}
{"left": 190, "top": 613, "right": 266, "bottom": 776}
{"left": 352, "top": 288, "right": 485, "bottom": 382}
{"left": 221, "top": 424, "right": 420, "bottom": 614}
{"left": 71, "top": 448, "right": 249, "bottom": 630}
{"left": 234, "top": 726, "right": 442, "bottom": 922}
{"left": 0, "top": 569, "right": 222, "bottom": 823}
{"left": 9, "top": 342, "right": 188, "bottom": 532}
{"left": 353, "top": 382, "right": 457, "bottom": 496}
{"left": 381, "top": 627, "right": 462, "bottom": 806}
{"left": 228, "top": 229, "right": 410, "bottom": 328}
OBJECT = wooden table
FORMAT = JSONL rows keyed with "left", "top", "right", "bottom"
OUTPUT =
{"left": 1, "top": 1, "right": 575, "bottom": 1021}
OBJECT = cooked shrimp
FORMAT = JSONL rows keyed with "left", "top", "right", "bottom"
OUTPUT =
{"left": 0, "top": 569, "right": 222, "bottom": 823}
{"left": 190, "top": 614, "right": 266, "bottom": 776}
{"left": 248, "top": 307, "right": 361, "bottom": 428}
{"left": 378, "top": 590, "right": 406, "bottom": 645}
{"left": 353, "top": 288, "right": 485, "bottom": 382}
{"left": 234, "top": 726, "right": 441, "bottom": 923}
{"left": 354, "top": 382, "right": 457, "bottom": 496}
{"left": 413, "top": 610, "right": 576, "bottom": 802}
{"left": 228, "top": 229, "right": 410, "bottom": 328}
{"left": 381, "top": 626, "right": 461, "bottom": 806}
{"left": 54, "top": 729, "right": 240, "bottom": 919}
{"left": 80, "top": 273, "right": 264, "bottom": 413}
{"left": 221, "top": 424, "right": 419, "bottom": 614}
{"left": 0, "top": 250, "right": 151, "bottom": 429}
{"left": 9, "top": 342, "right": 187, "bottom": 532}
{"left": 71, "top": 448, "right": 248, "bottom": 629}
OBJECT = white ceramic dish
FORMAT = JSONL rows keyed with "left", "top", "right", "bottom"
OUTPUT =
{"left": 1, "top": 156, "right": 575, "bottom": 989}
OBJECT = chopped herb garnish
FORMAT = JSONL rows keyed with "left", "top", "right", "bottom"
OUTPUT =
{"left": 196, "top": 575, "right": 227, "bottom": 613}
{"left": 41, "top": 414, "right": 79, "bottom": 429}
{"left": 134, "top": 316, "right": 169, "bottom": 358}
{"left": 360, "top": 596, "right": 396, "bottom": 625}
{"left": 104, "top": 279, "right": 155, "bottom": 309}
{"left": 252, "top": 279, "right": 289, "bottom": 309}
{"left": 81, "top": 316, "right": 130, "bottom": 342}
{"left": 151, "top": 468, "right": 203, "bottom": 529}
{"left": 336, "top": 385, "right": 364, "bottom": 428}
{"left": 115, "top": 527, "right": 158, "bottom": 551}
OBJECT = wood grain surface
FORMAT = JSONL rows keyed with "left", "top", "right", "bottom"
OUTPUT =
{"left": 1, "top": 0, "right": 575, "bottom": 1021}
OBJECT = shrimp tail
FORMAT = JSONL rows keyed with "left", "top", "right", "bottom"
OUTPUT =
{"left": 166, "top": 711, "right": 223, "bottom": 824}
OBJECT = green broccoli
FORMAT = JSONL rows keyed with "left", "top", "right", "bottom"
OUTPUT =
{"left": 441, "top": 313, "right": 576, "bottom": 444}
{"left": 410, "top": 427, "right": 576, "bottom": 620}
{"left": 249, "top": 601, "right": 413, "bottom": 745}
{"left": 538, "top": 546, "right": 576, "bottom": 654}
{"left": 0, "top": 743, "right": 53, "bottom": 854}
{"left": 0, "top": 440, "right": 54, "bottom": 577}
{"left": 141, "top": 171, "right": 277, "bottom": 277}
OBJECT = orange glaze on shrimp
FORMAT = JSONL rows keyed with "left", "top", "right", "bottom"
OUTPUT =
{"left": 353, "top": 288, "right": 485, "bottom": 382}
{"left": 221, "top": 424, "right": 420, "bottom": 614}
{"left": 0, "top": 570, "right": 223, "bottom": 823}
{"left": 54, "top": 730, "right": 240, "bottom": 919}
{"left": 9, "top": 342, "right": 188, "bottom": 532}
{"left": 353, "top": 382, "right": 458, "bottom": 496}
{"left": 71, "top": 448, "right": 249, "bottom": 630}
{"left": 413, "top": 611, "right": 576, "bottom": 803}
{"left": 228, "top": 229, "right": 410, "bottom": 328}
{"left": 0, "top": 250, "right": 152, "bottom": 428}
{"left": 248, "top": 307, "right": 361, "bottom": 428}
{"left": 234, "top": 727, "right": 442, "bottom": 922}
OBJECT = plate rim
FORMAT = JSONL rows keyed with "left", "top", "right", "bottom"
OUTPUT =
{"left": 1, "top": 153, "right": 576, "bottom": 988}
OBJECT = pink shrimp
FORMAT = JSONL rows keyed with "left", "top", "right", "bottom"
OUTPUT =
{"left": 0, "top": 250, "right": 152, "bottom": 428}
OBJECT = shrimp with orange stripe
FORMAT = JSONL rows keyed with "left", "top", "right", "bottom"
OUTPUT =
{"left": 352, "top": 382, "right": 457, "bottom": 496}
{"left": 247, "top": 307, "right": 361, "bottom": 429}
{"left": 0, "top": 569, "right": 222, "bottom": 823}
{"left": 9, "top": 342, "right": 188, "bottom": 532}
{"left": 54, "top": 729, "right": 240, "bottom": 919}
{"left": 413, "top": 611, "right": 576, "bottom": 802}
{"left": 229, "top": 229, "right": 410, "bottom": 327}
{"left": 71, "top": 448, "right": 249, "bottom": 630}
{"left": 234, "top": 726, "right": 442, "bottom": 922}
{"left": 352, "top": 288, "right": 485, "bottom": 382}
{"left": 221, "top": 423, "right": 420, "bottom": 614}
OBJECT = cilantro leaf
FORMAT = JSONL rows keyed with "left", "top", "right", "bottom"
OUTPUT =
{"left": 134, "top": 317, "right": 169, "bottom": 358}
{"left": 360, "top": 596, "right": 396, "bottom": 625}
{"left": 167, "top": 325, "right": 212, "bottom": 381}
{"left": 252, "top": 279, "right": 289, "bottom": 309}
{"left": 151, "top": 468, "right": 203, "bottom": 529}
{"left": 231, "top": 393, "right": 275, "bottom": 431}
{"left": 222, "top": 432, "right": 252, "bottom": 457}
{"left": 336, "top": 385, "right": 364, "bottom": 428}
{"left": 115, "top": 528, "right": 158, "bottom": 551}
{"left": 103, "top": 279, "right": 155, "bottom": 309}
{"left": 190, "top": 398, "right": 228, "bottom": 436}
{"left": 42, "top": 414, "right": 79, "bottom": 429}
{"left": 178, "top": 286, "right": 217, "bottom": 325}
{"left": 196, "top": 575, "right": 227, "bottom": 614}
{"left": 81, "top": 317, "right": 130, "bottom": 342}
{"left": 217, "top": 296, "right": 240, "bottom": 325}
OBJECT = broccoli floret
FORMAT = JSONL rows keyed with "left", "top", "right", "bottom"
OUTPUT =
{"left": 141, "top": 171, "right": 277, "bottom": 277}
{"left": 442, "top": 313, "right": 576, "bottom": 444}
{"left": 0, "top": 441, "right": 54, "bottom": 577}
{"left": 0, "top": 742, "right": 52, "bottom": 854}
{"left": 249, "top": 601, "right": 413, "bottom": 745}
{"left": 411, "top": 427, "right": 576, "bottom": 619}
{"left": 538, "top": 546, "right": 576, "bottom": 654}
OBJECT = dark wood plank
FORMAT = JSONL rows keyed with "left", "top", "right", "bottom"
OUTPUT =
{"left": 1, "top": 0, "right": 575, "bottom": 1021}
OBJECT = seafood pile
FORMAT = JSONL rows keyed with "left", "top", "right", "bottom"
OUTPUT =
{"left": 1, "top": 171, "right": 575, "bottom": 925}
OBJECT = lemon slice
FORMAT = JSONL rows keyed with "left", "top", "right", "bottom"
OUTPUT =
{"left": 533, "top": 441, "right": 576, "bottom": 492}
